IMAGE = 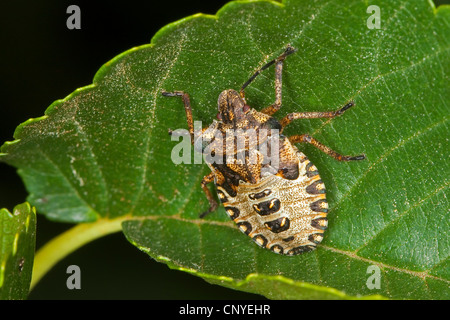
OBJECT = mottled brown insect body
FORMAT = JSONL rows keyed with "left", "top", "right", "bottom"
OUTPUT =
{"left": 217, "top": 147, "right": 328, "bottom": 255}
{"left": 163, "top": 46, "right": 364, "bottom": 255}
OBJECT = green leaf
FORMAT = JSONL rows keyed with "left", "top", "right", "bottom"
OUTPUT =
{"left": 0, "top": 203, "right": 36, "bottom": 300}
{"left": 1, "top": 0, "right": 449, "bottom": 299}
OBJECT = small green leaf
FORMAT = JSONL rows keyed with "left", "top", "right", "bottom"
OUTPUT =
{"left": 0, "top": 203, "right": 36, "bottom": 300}
{"left": 0, "top": 0, "right": 449, "bottom": 299}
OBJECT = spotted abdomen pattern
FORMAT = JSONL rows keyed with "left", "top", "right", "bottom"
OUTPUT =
{"left": 216, "top": 149, "right": 328, "bottom": 255}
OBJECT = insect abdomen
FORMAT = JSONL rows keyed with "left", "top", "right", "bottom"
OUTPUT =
{"left": 217, "top": 149, "right": 328, "bottom": 255}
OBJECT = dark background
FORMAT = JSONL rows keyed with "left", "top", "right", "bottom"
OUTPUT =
{"left": 0, "top": 0, "right": 448, "bottom": 299}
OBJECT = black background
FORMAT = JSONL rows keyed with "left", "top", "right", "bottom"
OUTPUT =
{"left": 0, "top": 0, "right": 448, "bottom": 300}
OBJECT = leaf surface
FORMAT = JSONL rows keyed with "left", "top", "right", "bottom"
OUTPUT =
{"left": 1, "top": 0, "right": 449, "bottom": 299}
{"left": 0, "top": 203, "right": 36, "bottom": 300}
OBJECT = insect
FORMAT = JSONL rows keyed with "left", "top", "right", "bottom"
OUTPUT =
{"left": 162, "top": 45, "right": 365, "bottom": 255}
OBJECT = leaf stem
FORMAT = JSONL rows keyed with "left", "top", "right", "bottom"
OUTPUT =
{"left": 30, "top": 216, "right": 128, "bottom": 291}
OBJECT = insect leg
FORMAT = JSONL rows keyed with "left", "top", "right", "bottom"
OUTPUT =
{"left": 162, "top": 90, "right": 195, "bottom": 144}
{"left": 280, "top": 101, "right": 355, "bottom": 130}
{"left": 240, "top": 45, "right": 296, "bottom": 113}
{"left": 289, "top": 134, "right": 365, "bottom": 161}
{"left": 199, "top": 172, "right": 219, "bottom": 218}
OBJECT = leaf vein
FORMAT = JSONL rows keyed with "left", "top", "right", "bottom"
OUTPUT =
{"left": 331, "top": 115, "right": 449, "bottom": 213}
{"left": 129, "top": 33, "right": 188, "bottom": 216}
{"left": 37, "top": 147, "right": 100, "bottom": 219}
{"left": 354, "top": 181, "right": 449, "bottom": 253}
{"left": 311, "top": 44, "right": 450, "bottom": 137}
{"left": 126, "top": 213, "right": 449, "bottom": 284}
{"left": 71, "top": 117, "right": 109, "bottom": 215}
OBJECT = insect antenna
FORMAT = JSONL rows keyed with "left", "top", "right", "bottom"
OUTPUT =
{"left": 240, "top": 45, "right": 297, "bottom": 99}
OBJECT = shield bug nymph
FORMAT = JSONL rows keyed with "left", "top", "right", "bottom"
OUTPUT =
{"left": 162, "top": 45, "right": 365, "bottom": 255}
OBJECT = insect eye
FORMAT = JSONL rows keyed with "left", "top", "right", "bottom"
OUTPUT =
{"left": 243, "top": 104, "right": 250, "bottom": 112}
{"left": 216, "top": 112, "right": 222, "bottom": 120}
